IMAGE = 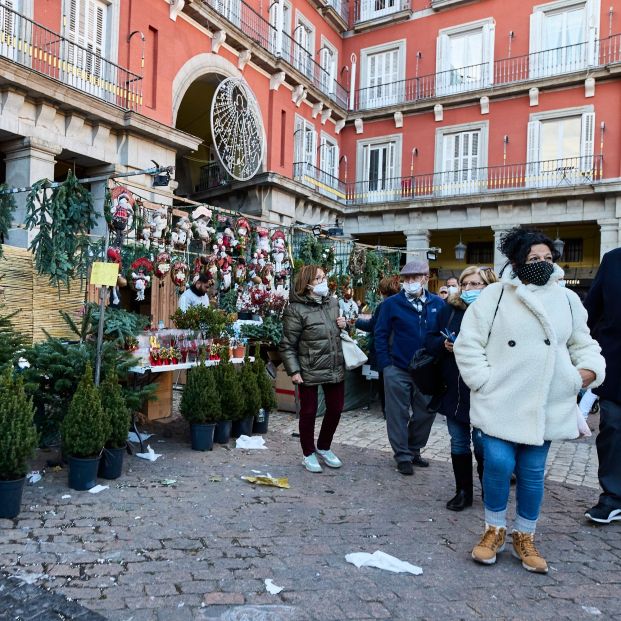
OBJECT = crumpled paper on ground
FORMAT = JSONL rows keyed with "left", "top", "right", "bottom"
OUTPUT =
{"left": 136, "top": 445, "right": 162, "bottom": 461}
{"left": 128, "top": 431, "right": 153, "bottom": 443}
{"left": 265, "top": 579, "right": 284, "bottom": 594}
{"left": 88, "top": 485, "right": 109, "bottom": 494}
{"left": 236, "top": 435, "right": 267, "bottom": 449}
{"left": 241, "top": 475, "right": 290, "bottom": 489}
{"left": 26, "top": 471, "right": 42, "bottom": 485}
{"left": 345, "top": 550, "right": 423, "bottom": 575}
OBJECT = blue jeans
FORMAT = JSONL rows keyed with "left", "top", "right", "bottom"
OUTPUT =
{"left": 446, "top": 417, "right": 483, "bottom": 458}
{"left": 477, "top": 430, "right": 551, "bottom": 532}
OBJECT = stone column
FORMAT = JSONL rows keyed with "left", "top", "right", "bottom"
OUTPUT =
{"left": 404, "top": 229, "right": 430, "bottom": 261}
{"left": 4, "top": 138, "right": 62, "bottom": 248}
{"left": 491, "top": 225, "right": 513, "bottom": 275}
{"left": 86, "top": 165, "right": 122, "bottom": 238}
{"left": 597, "top": 218, "right": 621, "bottom": 259}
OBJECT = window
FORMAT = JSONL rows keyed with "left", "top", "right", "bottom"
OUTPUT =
{"left": 212, "top": 0, "right": 241, "bottom": 27}
{"left": 269, "top": 0, "right": 291, "bottom": 59}
{"left": 294, "top": 116, "right": 317, "bottom": 178}
{"left": 359, "top": 0, "right": 400, "bottom": 22}
{"left": 529, "top": 0, "right": 599, "bottom": 77}
{"left": 466, "top": 242, "right": 494, "bottom": 265}
{"left": 293, "top": 15, "right": 314, "bottom": 79}
{"left": 320, "top": 134, "right": 339, "bottom": 188}
{"left": 360, "top": 41, "right": 405, "bottom": 109}
{"left": 436, "top": 19, "right": 495, "bottom": 96}
{"left": 0, "top": 0, "right": 21, "bottom": 62}
{"left": 527, "top": 108, "right": 595, "bottom": 186}
{"left": 65, "top": 0, "right": 107, "bottom": 76}
{"left": 319, "top": 40, "right": 337, "bottom": 96}
{"left": 357, "top": 136, "right": 402, "bottom": 203}
{"left": 434, "top": 122, "right": 489, "bottom": 196}
{"left": 562, "top": 238, "right": 583, "bottom": 262}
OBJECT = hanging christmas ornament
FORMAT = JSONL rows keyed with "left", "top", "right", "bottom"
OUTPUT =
{"left": 154, "top": 252, "right": 172, "bottom": 279}
{"left": 171, "top": 260, "right": 189, "bottom": 288}
{"left": 109, "top": 187, "right": 135, "bottom": 246}
{"left": 128, "top": 257, "right": 153, "bottom": 302}
{"left": 106, "top": 246, "right": 122, "bottom": 265}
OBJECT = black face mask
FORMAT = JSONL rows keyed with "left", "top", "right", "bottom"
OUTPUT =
{"left": 516, "top": 261, "right": 554, "bottom": 286}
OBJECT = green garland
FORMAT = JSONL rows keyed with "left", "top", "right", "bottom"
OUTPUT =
{"left": 0, "top": 185, "right": 16, "bottom": 259}
{"left": 25, "top": 172, "right": 97, "bottom": 288}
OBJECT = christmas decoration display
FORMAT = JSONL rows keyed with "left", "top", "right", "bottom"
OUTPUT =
{"left": 171, "top": 260, "right": 189, "bottom": 288}
{"left": 154, "top": 252, "right": 172, "bottom": 279}
{"left": 129, "top": 257, "right": 153, "bottom": 301}
{"left": 109, "top": 187, "right": 135, "bottom": 244}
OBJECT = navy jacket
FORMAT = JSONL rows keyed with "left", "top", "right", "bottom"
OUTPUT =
{"left": 583, "top": 247, "right": 621, "bottom": 404}
{"left": 355, "top": 297, "right": 392, "bottom": 371}
{"left": 374, "top": 289, "right": 444, "bottom": 372}
{"left": 425, "top": 298, "right": 471, "bottom": 423}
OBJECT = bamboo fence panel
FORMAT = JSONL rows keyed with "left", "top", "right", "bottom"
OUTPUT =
{"left": 0, "top": 246, "right": 34, "bottom": 343}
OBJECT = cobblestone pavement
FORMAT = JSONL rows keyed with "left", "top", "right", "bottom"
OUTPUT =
{"left": 0, "top": 404, "right": 619, "bottom": 621}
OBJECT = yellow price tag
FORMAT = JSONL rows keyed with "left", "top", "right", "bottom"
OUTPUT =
{"left": 90, "top": 262, "right": 120, "bottom": 287}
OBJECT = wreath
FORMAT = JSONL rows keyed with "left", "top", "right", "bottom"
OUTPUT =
{"left": 154, "top": 252, "right": 172, "bottom": 279}
{"left": 348, "top": 247, "right": 367, "bottom": 280}
{"left": 171, "top": 260, "right": 189, "bottom": 288}
{"left": 128, "top": 257, "right": 154, "bottom": 301}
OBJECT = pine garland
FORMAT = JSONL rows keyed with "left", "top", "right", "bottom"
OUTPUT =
{"left": 0, "top": 185, "right": 16, "bottom": 258}
{"left": 25, "top": 172, "right": 97, "bottom": 288}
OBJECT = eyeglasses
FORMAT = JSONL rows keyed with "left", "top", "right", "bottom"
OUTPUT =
{"left": 461, "top": 282, "right": 485, "bottom": 290}
{"left": 312, "top": 276, "right": 327, "bottom": 283}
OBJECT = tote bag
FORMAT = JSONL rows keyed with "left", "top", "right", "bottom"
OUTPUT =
{"left": 340, "top": 331, "right": 368, "bottom": 370}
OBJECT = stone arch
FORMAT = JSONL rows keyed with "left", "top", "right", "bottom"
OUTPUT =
{"left": 171, "top": 53, "right": 241, "bottom": 125}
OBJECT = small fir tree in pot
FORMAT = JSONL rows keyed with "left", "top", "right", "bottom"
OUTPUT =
{"left": 232, "top": 355, "right": 261, "bottom": 437}
{"left": 252, "top": 353, "right": 277, "bottom": 434}
{"left": 215, "top": 349, "right": 244, "bottom": 442}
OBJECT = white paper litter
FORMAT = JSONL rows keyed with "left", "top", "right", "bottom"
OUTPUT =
{"left": 88, "top": 485, "right": 109, "bottom": 494}
{"left": 235, "top": 435, "right": 267, "bottom": 450}
{"left": 61, "top": 494, "right": 71, "bottom": 499}
{"left": 10, "top": 572, "right": 46, "bottom": 585}
{"left": 265, "top": 579, "right": 284, "bottom": 594}
{"left": 345, "top": 550, "right": 423, "bottom": 575}
{"left": 128, "top": 431, "right": 153, "bottom": 443}
{"left": 582, "top": 606, "right": 602, "bottom": 616}
{"left": 26, "top": 471, "right": 42, "bottom": 485}
{"left": 136, "top": 445, "right": 162, "bottom": 461}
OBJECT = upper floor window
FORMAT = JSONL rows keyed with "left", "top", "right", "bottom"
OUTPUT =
{"left": 294, "top": 116, "right": 317, "bottom": 169}
{"left": 436, "top": 19, "right": 495, "bottom": 96}
{"left": 211, "top": 0, "right": 241, "bottom": 27}
{"left": 269, "top": 0, "right": 291, "bottom": 59}
{"left": 320, "top": 134, "right": 339, "bottom": 180}
{"left": 360, "top": 41, "right": 405, "bottom": 109}
{"left": 0, "top": 0, "right": 24, "bottom": 62}
{"left": 359, "top": 0, "right": 400, "bottom": 22}
{"left": 65, "top": 0, "right": 107, "bottom": 78}
{"left": 293, "top": 14, "right": 314, "bottom": 79}
{"left": 319, "top": 39, "right": 337, "bottom": 96}
{"left": 530, "top": 0, "right": 600, "bottom": 77}
{"left": 356, "top": 135, "right": 402, "bottom": 203}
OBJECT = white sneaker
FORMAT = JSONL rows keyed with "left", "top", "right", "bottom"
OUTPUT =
{"left": 316, "top": 449, "right": 342, "bottom": 468}
{"left": 302, "top": 453, "right": 322, "bottom": 473}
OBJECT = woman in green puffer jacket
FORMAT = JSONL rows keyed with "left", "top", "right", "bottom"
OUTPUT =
{"left": 280, "top": 264, "right": 347, "bottom": 473}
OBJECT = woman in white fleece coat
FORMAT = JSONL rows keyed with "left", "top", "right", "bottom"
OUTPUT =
{"left": 454, "top": 228, "right": 605, "bottom": 575}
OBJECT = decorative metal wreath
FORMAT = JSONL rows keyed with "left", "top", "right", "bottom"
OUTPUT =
{"left": 210, "top": 77, "right": 265, "bottom": 181}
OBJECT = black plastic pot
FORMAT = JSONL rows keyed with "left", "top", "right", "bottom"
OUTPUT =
{"left": 190, "top": 423, "right": 216, "bottom": 451}
{"left": 98, "top": 447, "right": 125, "bottom": 480}
{"left": 213, "top": 420, "right": 232, "bottom": 444}
{"left": 231, "top": 415, "right": 254, "bottom": 439}
{"left": 252, "top": 409, "right": 270, "bottom": 434}
{"left": 0, "top": 477, "right": 26, "bottom": 519}
{"left": 67, "top": 455, "right": 100, "bottom": 491}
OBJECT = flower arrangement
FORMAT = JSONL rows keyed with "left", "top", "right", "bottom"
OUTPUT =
{"left": 264, "top": 291, "right": 288, "bottom": 316}
{"left": 124, "top": 336, "right": 138, "bottom": 351}
{"left": 170, "top": 305, "right": 228, "bottom": 338}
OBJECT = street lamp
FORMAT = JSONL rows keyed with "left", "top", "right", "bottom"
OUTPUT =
{"left": 454, "top": 234, "right": 467, "bottom": 261}
{"left": 553, "top": 229, "right": 565, "bottom": 258}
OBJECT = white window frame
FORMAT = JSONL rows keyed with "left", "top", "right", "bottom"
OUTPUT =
{"left": 356, "top": 134, "right": 402, "bottom": 203}
{"left": 436, "top": 18, "right": 495, "bottom": 97}
{"left": 529, "top": 0, "right": 600, "bottom": 78}
{"left": 269, "top": 0, "right": 291, "bottom": 59}
{"left": 319, "top": 37, "right": 338, "bottom": 97}
{"left": 293, "top": 12, "right": 314, "bottom": 79}
{"left": 359, "top": 0, "right": 400, "bottom": 22}
{"left": 434, "top": 121, "right": 489, "bottom": 196}
{"left": 320, "top": 133, "right": 339, "bottom": 185}
{"left": 294, "top": 115, "right": 318, "bottom": 183}
{"left": 526, "top": 106, "right": 596, "bottom": 187}
{"left": 359, "top": 40, "right": 406, "bottom": 110}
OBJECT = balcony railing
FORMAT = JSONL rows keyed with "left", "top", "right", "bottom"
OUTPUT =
{"left": 354, "top": 0, "right": 410, "bottom": 24}
{"left": 197, "top": 161, "right": 231, "bottom": 192}
{"left": 202, "top": 0, "right": 348, "bottom": 109}
{"left": 354, "top": 34, "right": 621, "bottom": 111}
{"left": 0, "top": 2, "right": 142, "bottom": 110}
{"left": 293, "top": 161, "right": 348, "bottom": 201}
{"left": 324, "top": 0, "right": 349, "bottom": 24}
{"left": 347, "top": 155, "right": 603, "bottom": 204}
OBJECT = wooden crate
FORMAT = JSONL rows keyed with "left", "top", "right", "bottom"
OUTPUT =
{"left": 143, "top": 372, "right": 174, "bottom": 420}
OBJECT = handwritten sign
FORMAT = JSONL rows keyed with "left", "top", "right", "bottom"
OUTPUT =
{"left": 90, "top": 262, "right": 119, "bottom": 287}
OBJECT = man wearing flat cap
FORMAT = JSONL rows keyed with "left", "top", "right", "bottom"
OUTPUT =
{"left": 374, "top": 258, "right": 445, "bottom": 475}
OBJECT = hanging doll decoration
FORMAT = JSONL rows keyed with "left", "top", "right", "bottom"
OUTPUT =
{"left": 223, "top": 227, "right": 238, "bottom": 254}
{"left": 261, "top": 262, "right": 275, "bottom": 291}
{"left": 171, "top": 260, "right": 189, "bottom": 289}
{"left": 235, "top": 217, "right": 251, "bottom": 256}
{"left": 270, "top": 230, "right": 287, "bottom": 274}
{"left": 150, "top": 207, "right": 169, "bottom": 246}
{"left": 256, "top": 227, "right": 271, "bottom": 255}
{"left": 219, "top": 258, "right": 233, "bottom": 292}
{"left": 109, "top": 187, "right": 135, "bottom": 245}
{"left": 171, "top": 216, "right": 193, "bottom": 251}
{"left": 129, "top": 258, "right": 153, "bottom": 302}
{"left": 191, "top": 206, "right": 215, "bottom": 251}
{"left": 154, "top": 252, "right": 172, "bottom": 280}
{"left": 234, "top": 257, "right": 247, "bottom": 286}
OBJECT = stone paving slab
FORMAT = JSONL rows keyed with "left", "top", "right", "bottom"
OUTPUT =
{"left": 0, "top": 407, "right": 617, "bottom": 621}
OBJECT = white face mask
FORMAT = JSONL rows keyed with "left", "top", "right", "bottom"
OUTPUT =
{"left": 447, "top": 286, "right": 459, "bottom": 295}
{"left": 403, "top": 281, "right": 422, "bottom": 296}
{"left": 312, "top": 281, "right": 329, "bottom": 297}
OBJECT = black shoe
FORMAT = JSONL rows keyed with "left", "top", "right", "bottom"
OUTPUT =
{"left": 446, "top": 489, "right": 473, "bottom": 511}
{"left": 585, "top": 502, "right": 621, "bottom": 524}
{"left": 397, "top": 461, "right": 414, "bottom": 475}
{"left": 411, "top": 454, "right": 429, "bottom": 468}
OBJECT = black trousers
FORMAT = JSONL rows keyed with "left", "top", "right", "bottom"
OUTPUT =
{"left": 597, "top": 399, "right": 621, "bottom": 506}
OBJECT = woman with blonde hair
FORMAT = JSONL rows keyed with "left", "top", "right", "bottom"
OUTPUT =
{"left": 280, "top": 264, "right": 347, "bottom": 473}
{"left": 425, "top": 266, "right": 498, "bottom": 511}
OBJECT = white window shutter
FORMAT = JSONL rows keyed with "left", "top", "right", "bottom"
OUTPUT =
{"left": 436, "top": 34, "right": 449, "bottom": 95}
{"left": 2, "top": 1, "right": 15, "bottom": 36}
{"left": 581, "top": 112, "right": 595, "bottom": 171}
{"left": 586, "top": 0, "right": 599, "bottom": 66}
{"left": 294, "top": 117, "right": 303, "bottom": 163}
{"left": 529, "top": 11, "right": 543, "bottom": 78}
{"left": 483, "top": 21, "right": 495, "bottom": 86}
{"left": 387, "top": 142, "right": 396, "bottom": 180}
{"left": 526, "top": 120, "right": 541, "bottom": 183}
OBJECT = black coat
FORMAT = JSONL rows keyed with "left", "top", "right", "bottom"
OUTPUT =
{"left": 583, "top": 247, "right": 621, "bottom": 404}
{"left": 424, "top": 297, "right": 471, "bottom": 423}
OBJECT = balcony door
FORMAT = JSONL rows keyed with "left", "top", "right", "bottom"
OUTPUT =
{"left": 361, "top": 141, "right": 396, "bottom": 202}
{"left": 294, "top": 117, "right": 317, "bottom": 182}
{"left": 360, "top": 0, "right": 399, "bottom": 21}
{"left": 364, "top": 48, "right": 400, "bottom": 109}
{"left": 0, "top": 0, "right": 23, "bottom": 62}
{"left": 440, "top": 130, "right": 482, "bottom": 195}
{"left": 294, "top": 19, "right": 313, "bottom": 79}
{"left": 269, "top": 1, "right": 290, "bottom": 60}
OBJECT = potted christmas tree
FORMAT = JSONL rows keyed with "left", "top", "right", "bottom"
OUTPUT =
{"left": 61, "top": 363, "right": 110, "bottom": 490}
{"left": 98, "top": 371, "right": 131, "bottom": 479}
{"left": 232, "top": 355, "right": 261, "bottom": 438}
{"left": 0, "top": 367, "right": 39, "bottom": 519}
{"left": 180, "top": 362, "right": 221, "bottom": 451}
{"left": 213, "top": 349, "right": 243, "bottom": 444}
{"left": 252, "top": 354, "right": 277, "bottom": 434}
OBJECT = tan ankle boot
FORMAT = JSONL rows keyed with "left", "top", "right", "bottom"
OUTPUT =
{"left": 471, "top": 525, "right": 506, "bottom": 565}
{"left": 511, "top": 531, "right": 548, "bottom": 574}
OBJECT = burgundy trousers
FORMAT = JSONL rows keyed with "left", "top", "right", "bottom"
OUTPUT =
{"left": 297, "top": 381, "right": 345, "bottom": 456}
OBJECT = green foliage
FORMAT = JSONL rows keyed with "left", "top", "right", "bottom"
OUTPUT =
{"left": 87, "top": 304, "right": 150, "bottom": 343}
{"left": 61, "top": 363, "right": 110, "bottom": 458}
{"left": 0, "top": 367, "right": 39, "bottom": 480}
{"left": 0, "top": 185, "right": 16, "bottom": 259}
{"left": 218, "top": 354, "right": 245, "bottom": 421}
{"left": 100, "top": 370, "right": 131, "bottom": 448}
{"left": 253, "top": 357, "right": 277, "bottom": 412}
{"left": 170, "top": 305, "right": 230, "bottom": 337}
{"left": 219, "top": 288, "right": 238, "bottom": 314}
{"left": 25, "top": 172, "right": 98, "bottom": 288}
{"left": 240, "top": 357, "right": 261, "bottom": 419}
{"left": 298, "top": 236, "right": 335, "bottom": 272}
{"left": 240, "top": 315, "right": 283, "bottom": 347}
{"left": 180, "top": 363, "right": 223, "bottom": 424}
{"left": 0, "top": 306, "right": 27, "bottom": 372}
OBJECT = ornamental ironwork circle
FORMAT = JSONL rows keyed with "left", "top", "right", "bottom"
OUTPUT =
{"left": 210, "top": 77, "right": 265, "bottom": 182}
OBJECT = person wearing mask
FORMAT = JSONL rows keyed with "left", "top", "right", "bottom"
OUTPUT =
{"left": 425, "top": 266, "right": 498, "bottom": 511}
{"left": 355, "top": 275, "right": 401, "bottom": 418}
{"left": 374, "top": 259, "right": 445, "bottom": 475}
{"left": 446, "top": 276, "right": 460, "bottom": 296}
{"left": 438, "top": 286, "right": 449, "bottom": 300}
{"left": 177, "top": 273, "right": 212, "bottom": 312}
{"left": 454, "top": 228, "right": 605, "bottom": 573}
{"left": 280, "top": 265, "right": 347, "bottom": 473}
{"left": 583, "top": 246, "right": 621, "bottom": 524}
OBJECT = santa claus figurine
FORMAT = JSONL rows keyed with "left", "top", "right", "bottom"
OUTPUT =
{"left": 261, "top": 263, "right": 275, "bottom": 291}
{"left": 235, "top": 217, "right": 251, "bottom": 256}
{"left": 256, "top": 227, "right": 271, "bottom": 254}
{"left": 235, "top": 258, "right": 247, "bottom": 286}
{"left": 220, "top": 259, "right": 233, "bottom": 292}
{"left": 271, "top": 230, "right": 287, "bottom": 273}
{"left": 109, "top": 187, "right": 135, "bottom": 244}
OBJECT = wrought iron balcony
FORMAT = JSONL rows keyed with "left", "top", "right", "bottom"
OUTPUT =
{"left": 202, "top": 0, "right": 348, "bottom": 109}
{"left": 197, "top": 161, "right": 231, "bottom": 192}
{"left": 293, "top": 161, "right": 348, "bottom": 201}
{"left": 324, "top": 0, "right": 349, "bottom": 25}
{"left": 346, "top": 155, "right": 603, "bottom": 204}
{"left": 353, "top": 34, "right": 621, "bottom": 111}
{"left": 0, "top": 2, "right": 142, "bottom": 111}
{"left": 353, "top": 0, "right": 410, "bottom": 24}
